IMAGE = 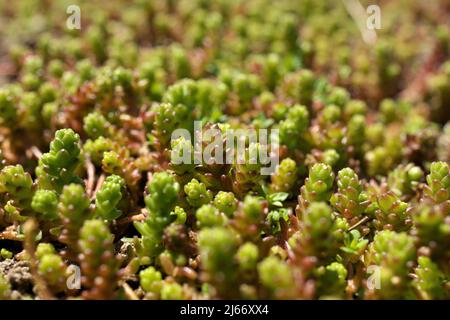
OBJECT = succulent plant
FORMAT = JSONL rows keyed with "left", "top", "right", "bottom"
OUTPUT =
{"left": 0, "top": 165, "right": 34, "bottom": 212}
{"left": 184, "top": 179, "right": 212, "bottom": 208}
{"left": 364, "top": 230, "right": 416, "bottom": 299}
{"left": 36, "top": 129, "right": 83, "bottom": 193}
{"left": 31, "top": 189, "right": 58, "bottom": 221}
{"left": 78, "top": 219, "right": 119, "bottom": 299}
{"left": 330, "top": 168, "right": 368, "bottom": 219}
{"left": 297, "top": 163, "right": 335, "bottom": 214}
{"left": 0, "top": 0, "right": 448, "bottom": 302}
{"left": 94, "top": 175, "right": 126, "bottom": 221}
{"left": 270, "top": 158, "right": 298, "bottom": 195}
{"left": 424, "top": 161, "right": 450, "bottom": 204}
{"left": 134, "top": 172, "right": 180, "bottom": 258}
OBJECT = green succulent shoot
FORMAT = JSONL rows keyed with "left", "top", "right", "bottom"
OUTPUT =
{"left": 299, "top": 163, "right": 335, "bottom": 210}
{"left": 36, "top": 129, "right": 83, "bottom": 192}
{"left": 424, "top": 161, "right": 449, "bottom": 203}
{"left": 94, "top": 174, "right": 126, "bottom": 220}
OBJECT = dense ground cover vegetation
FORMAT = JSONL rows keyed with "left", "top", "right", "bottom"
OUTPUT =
{"left": 0, "top": 0, "right": 449, "bottom": 300}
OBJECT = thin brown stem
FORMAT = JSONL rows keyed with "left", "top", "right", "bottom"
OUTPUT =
{"left": 29, "top": 146, "right": 43, "bottom": 159}
{"left": 92, "top": 173, "right": 105, "bottom": 198}
{"left": 23, "top": 218, "right": 54, "bottom": 300}
{"left": 85, "top": 159, "right": 96, "bottom": 198}
{"left": 122, "top": 282, "right": 139, "bottom": 300}
{"left": 116, "top": 211, "right": 146, "bottom": 227}
{"left": 349, "top": 216, "right": 370, "bottom": 231}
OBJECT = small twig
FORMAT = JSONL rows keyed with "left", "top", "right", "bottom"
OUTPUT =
{"left": 92, "top": 173, "right": 105, "bottom": 198}
{"left": 173, "top": 267, "right": 197, "bottom": 280}
{"left": 284, "top": 240, "right": 296, "bottom": 262}
{"left": 23, "top": 218, "right": 54, "bottom": 300}
{"left": 15, "top": 250, "right": 28, "bottom": 260}
{"left": 122, "top": 282, "right": 139, "bottom": 300}
{"left": 116, "top": 212, "right": 146, "bottom": 226}
{"left": 29, "top": 146, "right": 43, "bottom": 159}
{"left": 349, "top": 216, "right": 370, "bottom": 231}
{"left": 85, "top": 159, "right": 96, "bottom": 198}
{"left": 409, "top": 273, "right": 418, "bottom": 280}
{"left": 119, "top": 257, "right": 140, "bottom": 279}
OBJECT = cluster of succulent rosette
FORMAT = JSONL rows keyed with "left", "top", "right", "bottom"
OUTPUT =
{"left": 0, "top": 0, "right": 449, "bottom": 300}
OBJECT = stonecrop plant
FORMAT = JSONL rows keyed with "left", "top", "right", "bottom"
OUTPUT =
{"left": 0, "top": 0, "right": 449, "bottom": 300}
